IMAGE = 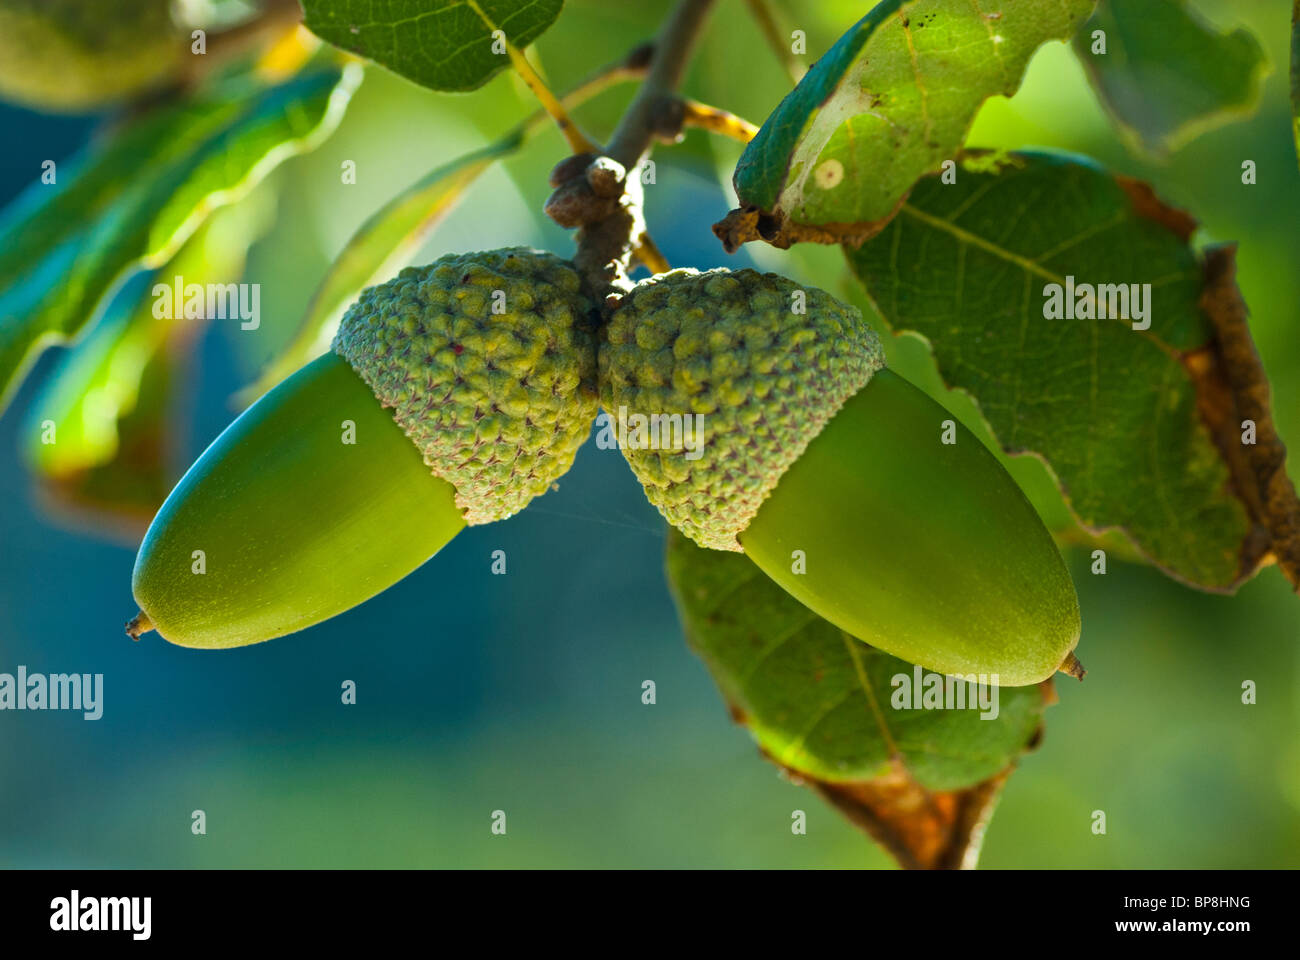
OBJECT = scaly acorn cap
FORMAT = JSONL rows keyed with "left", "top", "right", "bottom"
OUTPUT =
{"left": 599, "top": 268, "right": 884, "bottom": 550}
{"left": 333, "top": 248, "right": 599, "bottom": 525}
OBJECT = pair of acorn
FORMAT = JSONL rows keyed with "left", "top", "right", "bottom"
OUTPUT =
{"left": 128, "top": 248, "right": 1082, "bottom": 686}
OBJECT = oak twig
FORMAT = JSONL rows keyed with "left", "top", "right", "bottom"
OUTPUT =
{"left": 547, "top": 0, "right": 718, "bottom": 301}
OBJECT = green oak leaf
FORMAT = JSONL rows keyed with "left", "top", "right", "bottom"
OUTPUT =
{"left": 846, "top": 150, "right": 1299, "bottom": 592}
{"left": 1074, "top": 0, "right": 1268, "bottom": 157}
{"left": 301, "top": 0, "right": 562, "bottom": 92}
{"left": 717, "top": 0, "right": 1092, "bottom": 251}
{"left": 0, "top": 64, "right": 362, "bottom": 414}
{"left": 666, "top": 530, "right": 1047, "bottom": 868}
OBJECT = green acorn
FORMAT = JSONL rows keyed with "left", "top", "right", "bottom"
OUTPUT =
{"left": 0, "top": 0, "right": 185, "bottom": 112}
{"left": 599, "top": 268, "right": 1081, "bottom": 686}
{"left": 128, "top": 248, "right": 598, "bottom": 647}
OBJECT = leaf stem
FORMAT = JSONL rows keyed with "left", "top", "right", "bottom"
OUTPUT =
{"left": 463, "top": 0, "right": 601, "bottom": 154}
{"left": 253, "top": 23, "right": 322, "bottom": 82}
{"left": 505, "top": 44, "right": 601, "bottom": 154}
{"left": 634, "top": 233, "right": 671, "bottom": 274}
{"left": 681, "top": 99, "right": 759, "bottom": 142}
{"left": 188, "top": 0, "right": 307, "bottom": 86}
{"left": 518, "top": 46, "right": 651, "bottom": 143}
{"left": 742, "top": 0, "right": 804, "bottom": 84}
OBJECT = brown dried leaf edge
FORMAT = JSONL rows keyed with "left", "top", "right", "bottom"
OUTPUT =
{"left": 755, "top": 681, "right": 1056, "bottom": 870}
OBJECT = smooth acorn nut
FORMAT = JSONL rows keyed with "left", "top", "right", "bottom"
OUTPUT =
{"left": 0, "top": 0, "right": 185, "bottom": 112}
{"left": 599, "top": 268, "right": 1082, "bottom": 686}
{"left": 129, "top": 248, "right": 598, "bottom": 647}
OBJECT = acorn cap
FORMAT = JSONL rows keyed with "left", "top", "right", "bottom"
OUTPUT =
{"left": 334, "top": 248, "right": 599, "bottom": 525}
{"left": 600, "top": 268, "right": 884, "bottom": 550}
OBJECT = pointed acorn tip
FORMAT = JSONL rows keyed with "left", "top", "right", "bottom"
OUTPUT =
{"left": 125, "top": 611, "right": 154, "bottom": 642}
{"left": 1058, "top": 651, "right": 1086, "bottom": 681}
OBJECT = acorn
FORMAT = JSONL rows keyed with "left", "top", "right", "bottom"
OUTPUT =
{"left": 128, "top": 248, "right": 598, "bottom": 647}
{"left": 599, "top": 268, "right": 1081, "bottom": 686}
{"left": 0, "top": 0, "right": 186, "bottom": 112}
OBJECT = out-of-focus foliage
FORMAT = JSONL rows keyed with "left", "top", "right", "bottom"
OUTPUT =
{"left": 0, "top": 63, "right": 361, "bottom": 412}
{"left": 1291, "top": 0, "right": 1300, "bottom": 165}
{"left": 0, "top": 0, "right": 184, "bottom": 112}
{"left": 1076, "top": 0, "right": 1268, "bottom": 157}
{"left": 23, "top": 196, "right": 271, "bottom": 536}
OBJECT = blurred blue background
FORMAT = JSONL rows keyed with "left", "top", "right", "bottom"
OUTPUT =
{"left": 0, "top": 0, "right": 1296, "bottom": 868}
